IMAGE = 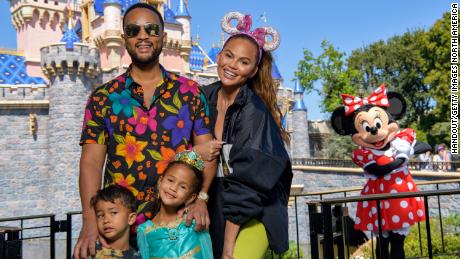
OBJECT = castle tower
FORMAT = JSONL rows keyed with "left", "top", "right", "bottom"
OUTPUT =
{"left": 9, "top": 0, "right": 69, "bottom": 79}
{"left": 103, "top": 0, "right": 123, "bottom": 70}
{"left": 175, "top": 0, "right": 192, "bottom": 73}
{"left": 40, "top": 29, "right": 100, "bottom": 215}
{"left": 291, "top": 78, "right": 310, "bottom": 158}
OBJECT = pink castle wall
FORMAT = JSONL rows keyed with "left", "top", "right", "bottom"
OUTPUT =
{"left": 15, "top": 7, "right": 186, "bottom": 78}
{"left": 17, "top": 10, "right": 62, "bottom": 78}
{"left": 162, "top": 49, "right": 184, "bottom": 73}
{"left": 120, "top": 48, "right": 132, "bottom": 67}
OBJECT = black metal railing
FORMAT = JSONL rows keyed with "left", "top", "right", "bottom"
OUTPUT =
{"left": 289, "top": 179, "right": 460, "bottom": 259}
{"left": 2, "top": 179, "right": 459, "bottom": 259}
{"left": 66, "top": 211, "right": 82, "bottom": 259}
{"left": 306, "top": 188, "right": 460, "bottom": 259}
{"left": 291, "top": 158, "right": 459, "bottom": 172}
{"left": 0, "top": 214, "right": 63, "bottom": 259}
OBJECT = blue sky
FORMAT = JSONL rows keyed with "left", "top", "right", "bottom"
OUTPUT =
{"left": 0, "top": 0, "right": 451, "bottom": 119}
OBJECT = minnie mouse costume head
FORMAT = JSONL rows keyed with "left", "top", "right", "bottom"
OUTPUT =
{"left": 331, "top": 84, "right": 405, "bottom": 148}
{"left": 331, "top": 84, "right": 430, "bottom": 172}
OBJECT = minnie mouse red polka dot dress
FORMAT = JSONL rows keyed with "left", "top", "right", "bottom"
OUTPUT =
{"left": 352, "top": 128, "right": 425, "bottom": 234}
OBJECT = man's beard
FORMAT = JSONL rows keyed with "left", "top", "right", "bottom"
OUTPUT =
{"left": 126, "top": 42, "right": 162, "bottom": 67}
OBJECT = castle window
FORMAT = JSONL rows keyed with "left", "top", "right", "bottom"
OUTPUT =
{"left": 54, "top": 1, "right": 58, "bottom": 5}
{"left": 44, "top": 0, "right": 48, "bottom": 3}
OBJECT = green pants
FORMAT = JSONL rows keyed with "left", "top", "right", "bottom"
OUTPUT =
{"left": 233, "top": 219, "right": 269, "bottom": 259}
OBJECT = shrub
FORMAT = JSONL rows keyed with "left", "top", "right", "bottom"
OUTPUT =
{"left": 355, "top": 214, "right": 460, "bottom": 258}
{"left": 404, "top": 215, "right": 460, "bottom": 258}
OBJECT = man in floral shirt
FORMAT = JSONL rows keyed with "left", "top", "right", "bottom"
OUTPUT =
{"left": 74, "top": 3, "right": 215, "bottom": 259}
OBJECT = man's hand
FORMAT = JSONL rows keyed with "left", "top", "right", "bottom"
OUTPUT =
{"left": 73, "top": 217, "right": 108, "bottom": 259}
{"left": 179, "top": 199, "right": 210, "bottom": 231}
{"left": 76, "top": 144, "right": 106, "bottom": 258}
{"left": 193, "top": 139, "right": 224, "bottom": 161}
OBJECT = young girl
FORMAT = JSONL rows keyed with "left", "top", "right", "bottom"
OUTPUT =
{"left": 136, "top": 150, "right": 213, "bottom": 259}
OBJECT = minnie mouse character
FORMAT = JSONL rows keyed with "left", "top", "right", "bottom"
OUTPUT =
{"left": 330, "top": 84, "right": 431, "bottom": 259}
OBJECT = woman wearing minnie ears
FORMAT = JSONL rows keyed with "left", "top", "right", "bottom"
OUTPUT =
{"left": 193, "top": 12, "right": 293, "bottom": 259}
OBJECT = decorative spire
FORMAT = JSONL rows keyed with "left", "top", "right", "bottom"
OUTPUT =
{"left": 293, "top": 78, "right": 306, "bottom": 111}
{"left": 175, "top": 0, "right": 190, "bottom": 17}
{"left": 61, "top": 5, "right": 80, "bottom": 49}
{"left": 271, "top": 61, "right": 283, "bottom": 80}
{"left": 294, "top": 78, "right": 303, "bottom": 94}
{"left": 164, "top": 2, "right": 179, "bottom": 24}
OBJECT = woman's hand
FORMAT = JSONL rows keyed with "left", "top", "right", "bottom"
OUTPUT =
{"left": 222, "top": 253, "right": 235, "bottom": 259}
{"left": 193, "top": 139, "right": 225, "bottom": 161}
{"left": 222, "top": 220, "right": 239, "bottom": 259}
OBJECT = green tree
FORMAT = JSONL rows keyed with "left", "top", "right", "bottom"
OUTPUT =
{"left": 422, "top": 12, "right": 451, "bottom": 144}
{"left": 347, "top": 29, "right": 431, "bottom": 128}
{"left": 296, "top": 13, "right": 452, "bottom": 146}
{"left": 297, "top": 40, "right": 359, "bottom": 113}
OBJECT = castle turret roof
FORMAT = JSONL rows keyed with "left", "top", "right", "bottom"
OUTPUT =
{"left": 61, "top": 25, "right": 81, "bottom": 50}
{"left": 293, "top": 78, "right": 306, "bottom": 111}
{"left": 164, "top": 3, "right": 179, "bottom": 24}
{"left": 175, "top": 0, "right": 190, "bottom": 17}
{"left": 272, "top": 61, "right": 282, "bottom": 80}
{"left": 293, "top": 99, "right": 307, "bottom": 111}
{"left": 95, "top": 0, "right": 139, "bottom": 16}
{"left": 104, "top": 0, "right": 122, "bottom": 6}
{"left": 190, "top": 43, "right": 205, "bottom": 71}
{"left": 207, "top": 45, "right": 220, "bottom": 64}
{"left": 0, "top": 52, "right": 46, "bottom": 85}
{"left": 293, "top": 78, "right": 303, "bottom": 94}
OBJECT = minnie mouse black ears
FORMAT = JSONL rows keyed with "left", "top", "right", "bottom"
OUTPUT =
{"left": 386, "top": 92, "right": 406, "bottom": 120}
{"left": 331, "top": 107, "right": 355, "bottom": 135}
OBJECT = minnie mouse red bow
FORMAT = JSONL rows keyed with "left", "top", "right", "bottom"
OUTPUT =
{"left": 236, "top": 15, "right": 267, "bottom": 49}
{"left": 341, "top": 84, "right": 390, "bottom": 116}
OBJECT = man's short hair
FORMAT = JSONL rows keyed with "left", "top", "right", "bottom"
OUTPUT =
{"left": 90, "top": 185, "right": 136, "bottom": 212}
{"left": 123, "top": 3, "right": 165, "bottom": 29}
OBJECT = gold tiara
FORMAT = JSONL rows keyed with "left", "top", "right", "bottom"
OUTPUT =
{"left": 174, "top": 150, "right": 205, "bottom": 171}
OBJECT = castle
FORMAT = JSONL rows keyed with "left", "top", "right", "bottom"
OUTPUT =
{"left": 0, "top": 0, "right": 328, "bottom": 218}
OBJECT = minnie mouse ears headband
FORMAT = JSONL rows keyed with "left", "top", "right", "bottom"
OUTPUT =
{"left": 221, "top": 12, "right": 281, "bottom": 52}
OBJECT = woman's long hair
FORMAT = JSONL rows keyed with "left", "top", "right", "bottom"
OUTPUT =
{"left": 223, "top": 34, "right": 290, "bottom": 143}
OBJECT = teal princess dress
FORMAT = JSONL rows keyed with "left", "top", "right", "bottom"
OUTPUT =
{"left": 137, "top": 219, "right": 213, "bottom": 259}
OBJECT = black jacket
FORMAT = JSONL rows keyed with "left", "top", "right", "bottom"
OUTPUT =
{"left": 203, "top": 81, "right": 293, "bottom": 256}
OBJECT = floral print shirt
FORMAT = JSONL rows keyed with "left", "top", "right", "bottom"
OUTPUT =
{"left": 80, "top": 65, "right": 210, "bottom": 224}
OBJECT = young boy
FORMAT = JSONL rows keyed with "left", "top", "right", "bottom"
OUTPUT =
{"left": 90, "top": 185, "right": 141, "bottom": 259}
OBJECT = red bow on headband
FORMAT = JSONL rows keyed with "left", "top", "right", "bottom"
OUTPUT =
{"left": 341, "top": 84, "right": 389, "bottom": 116}
{"left": 236, "top": 15, "right": 267, "bottom": 48}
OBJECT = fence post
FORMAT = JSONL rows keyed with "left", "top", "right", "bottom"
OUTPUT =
{"left": 294, "top": 196, "right": 300, "bottom": 259}
{"left": 424, "top": 196, "right": 433, "bottom": 259}
{"left": 50, "top": 215, "right": 55, "bottom": 259}
{"left": 322, "top": 203, "right": 334, "bottom": 259}
{"left": 66, "top": 213, "right": 72, "bottom": 259}
{"left": 308, "top": 204, "right": 319, "bottom": 259}
{"left": 334, "top": 205, "right": 345, "bottom": 259}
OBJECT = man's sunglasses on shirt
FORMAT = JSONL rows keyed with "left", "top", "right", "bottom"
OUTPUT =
{"left": 124, "top": 23, "right": 161, "bottom": 38}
